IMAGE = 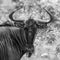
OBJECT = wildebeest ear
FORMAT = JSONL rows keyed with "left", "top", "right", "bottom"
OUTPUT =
{"left": 36, "top": 21, "right": 47, "bottom": 29}
{"left": 14, "top": 21, "right": 25, "bottom": 27}
{"left": 0, "top": 21, "right": 14, "bottom": 27}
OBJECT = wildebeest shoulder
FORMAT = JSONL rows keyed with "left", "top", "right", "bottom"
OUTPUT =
{"left": 0, "top": 27, "right": 27, "bottom": 60}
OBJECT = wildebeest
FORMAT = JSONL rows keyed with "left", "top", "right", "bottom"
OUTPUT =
{"left": 0, "top": 14, "right": 37, "bottom": 60}
{"left": 0, "top": 8, "right": 55, "bottom": 60}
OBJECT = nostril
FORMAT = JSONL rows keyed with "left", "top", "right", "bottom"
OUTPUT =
{"left": 26, "top": 45, "right": 34, "bottom": 52}
{"left": 25, "top": 45, "right": 35, "bottom": 57}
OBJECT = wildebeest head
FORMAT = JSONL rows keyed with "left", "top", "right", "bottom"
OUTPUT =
{"left": 5, "top": 8, "right": 56, "bottom": 60}
{"left": 9, "top": 10, "right": 38, "bottom": 58}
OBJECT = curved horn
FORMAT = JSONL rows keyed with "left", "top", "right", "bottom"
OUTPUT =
{"left": 36, "top": 8, "right": 54, "bottom": 28}
{"left": 44, "top": 8, "right": 57, "bottom": 23}
{"left": 9, "top": 11, "right": 15, "bottom": 21}
{"left": 9, "top": 10, "right": 25, "bottom": 27}
{"left": 9, "top": 10, "right": 21, "bottom": 22}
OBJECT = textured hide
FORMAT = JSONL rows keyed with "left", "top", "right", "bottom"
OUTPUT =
{"left": 0, "top": 27, "right": 27, "bottom": 60}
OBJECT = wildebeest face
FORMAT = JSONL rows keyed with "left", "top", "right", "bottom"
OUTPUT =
{"left": 22, "top": 19, "right": 37, "bottom": 57}
{"left": 24, "top": 19, "right": 37, "bottom": 47}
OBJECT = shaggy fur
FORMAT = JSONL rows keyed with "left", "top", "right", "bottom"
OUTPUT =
{"left": 0, "top": 27, "right": 27, "bottom": 60}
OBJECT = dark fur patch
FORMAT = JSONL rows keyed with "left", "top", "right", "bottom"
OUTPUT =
{"left": 0, "top": 27, "right": 27, "bottom": 60}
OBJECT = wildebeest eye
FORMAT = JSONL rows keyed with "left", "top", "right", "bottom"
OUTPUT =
{"left": 36, "top": 21, "right": 47, "bottom": 29}
{"left": 14, "top": 21, "right": 25, "bottom": 27}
